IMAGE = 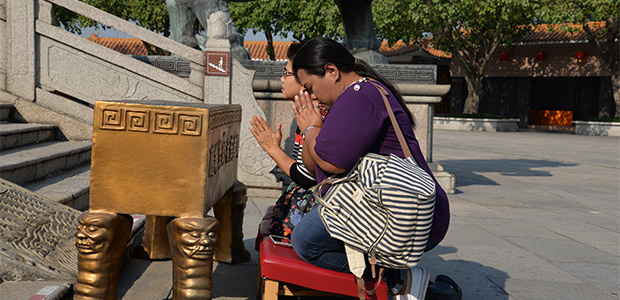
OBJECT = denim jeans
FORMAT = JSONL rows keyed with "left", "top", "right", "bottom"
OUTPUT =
{"left": 291, "top": 208, "right": 350, "bottom": 272}
{"left": 291, "top": 206, "right": 440, "bottom": 288}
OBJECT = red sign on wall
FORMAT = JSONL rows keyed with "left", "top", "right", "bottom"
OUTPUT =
{"left": 205, "top": 51, "right": 230, "bottom": 76}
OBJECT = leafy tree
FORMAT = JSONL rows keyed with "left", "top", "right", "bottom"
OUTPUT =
{"left": 373, "top": 0, "right": 543, "bottom": 113}
{"left": 54, "top": 0, "right": 343, "bottom": 59}
{"left": 541, "top": 0, "right": 620, "bottom": 118}
{"left": 55, "top": 0, "right": 169, "bottom": 36}
{"left": 54, "top": 0, "right": 170, "bottom": 54}
{"left": 229, "top": 0, "right": 343, "bottom": 60}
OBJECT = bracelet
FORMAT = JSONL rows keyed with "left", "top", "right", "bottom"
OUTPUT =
{"left": 302, "top": 125, "right": 320, "bottom": 140}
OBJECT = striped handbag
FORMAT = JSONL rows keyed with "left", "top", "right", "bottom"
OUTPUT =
{"left": 315, "top": 82, "right": 436, "bottom": 269}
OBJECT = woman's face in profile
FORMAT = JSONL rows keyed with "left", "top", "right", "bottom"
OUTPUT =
{"left": 296, "top": 68, "right": 337, "bottom": 109}
{"left": 281, "top": 61, "right": 302, "bottom": 100}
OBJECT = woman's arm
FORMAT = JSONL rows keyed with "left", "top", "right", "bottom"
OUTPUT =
{"left": 293, "top": 91, "right": 345, "bottom": 174}
{"left": 249, "top": 116, "right": 295, "bottom": 177}
{"left": 302, "top": 127, "right": 345, "bottom": 174}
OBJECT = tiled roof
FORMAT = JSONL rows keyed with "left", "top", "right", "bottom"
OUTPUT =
{"left": 87, "top": 34, "right": 149, "bottom": 55}
{"left": 421, "top": 45, "right": 451, "bottom": 59}
{"left": 244, "top": 41, "right": 292, "bottom": 61}
{"left": 379, "top": 40, "right": 452, "bottom": 59}
{"left": 379, "top": 40, "right": 419, "bottom": 57}
{"left": 520, "top": 21, "right": 609, "bottom": 44}
{"left": 244, "top": 40, "right": 451, "bottom": 60}
{"left": 86, "top": 22, "right": 609, "bottom": 60}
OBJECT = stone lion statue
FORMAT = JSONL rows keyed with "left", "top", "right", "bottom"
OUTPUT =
{"left": 167, "top": 0, "right": 386, "bottom": 63}
{"left": 166, "top": 0, "right": 250, "bottom": 59}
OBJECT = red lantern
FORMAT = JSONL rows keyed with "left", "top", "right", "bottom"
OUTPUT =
{"left": 499, "top": 52, "right": 510, "bottom": 61}
{"left": 535, "top": 51, "right": 546, "bottom": 61}
{"left": 574, "top": 50, "right": 586, "bottom": 62}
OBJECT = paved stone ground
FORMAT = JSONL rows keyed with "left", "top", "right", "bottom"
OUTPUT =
{"left": 419, "top": 130, "right": 619, "bottom": 300}
{"left": 7, "top": 130, "right": 615, "bottom": 300}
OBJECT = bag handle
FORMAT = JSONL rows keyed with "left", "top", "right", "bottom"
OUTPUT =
{"left": 315, "top": 81, "right": 412, "bottom": 211}
{"left": 368, "top": 81, "right": 412, "bottom": 158}
{"left": 314, "top": 173, "right": 358, "bottom": 211}
{"left": 356, "top": 267, "right": 385, "bottom": 300}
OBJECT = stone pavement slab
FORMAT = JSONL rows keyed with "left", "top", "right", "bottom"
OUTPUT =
{"left": 430, "top": 130, "right": 619, "bottom": 300}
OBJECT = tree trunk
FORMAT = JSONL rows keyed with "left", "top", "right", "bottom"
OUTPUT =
{"left": 613, "top": 71, "right": 620, "bottom": 118}
{"left": 463, "top": 74, "right": 484, "bottom": 114}
{"left": 583, "top": 19, "right": 619, "bottom": 118}
{"left": 265, "top": 30, "right": 275, "bottom": 61}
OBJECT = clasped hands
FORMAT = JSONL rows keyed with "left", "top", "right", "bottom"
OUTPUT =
{"left": 293, "top": 90, "right": 323, "bottom": 133}
{"left": 249, "top": 90, "right": 323, "bottom": 155}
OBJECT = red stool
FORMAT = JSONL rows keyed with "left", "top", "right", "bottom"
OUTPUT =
{"left": 258, "top": 239, "right": 389, "bottom": 300}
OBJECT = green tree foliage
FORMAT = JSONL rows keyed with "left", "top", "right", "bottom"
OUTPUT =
{"left": 373, "top": 0, "right": 543, "bottom": 113}
{"left": 55, "top": 0, "right": 170, "bottom": 36}
{"left": 55, "top": 0, "right": 343, "bottom": 60}
{"left": 541, "top": 0, "right": 619, "bottom": 118}
{"left": 55, "top": 0, "right": 170, "bottom": 55}
{"left": 229, "top": 0, "right": 343, "bottom": 60}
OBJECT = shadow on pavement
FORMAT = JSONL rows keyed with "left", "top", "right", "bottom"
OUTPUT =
{"left": 420, "top": 245, "right": 509, "bottom": 300}
{"left": 438, "top": 158, "right": 578, "bottom": 188}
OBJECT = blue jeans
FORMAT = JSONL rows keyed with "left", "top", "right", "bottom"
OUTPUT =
{"left": 291, "top": 208, "right": 350, "bottom": 272}
{"left": 291, "top": 207, "right": 440, "bottom": 287}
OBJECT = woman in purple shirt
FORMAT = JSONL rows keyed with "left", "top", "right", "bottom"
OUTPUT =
{"left": 289, "top": 37, "right": 450, "bottom": 295}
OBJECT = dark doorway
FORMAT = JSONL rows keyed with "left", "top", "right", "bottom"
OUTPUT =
{"left": 530, "top": 77, "right": 576, "bottom": 126}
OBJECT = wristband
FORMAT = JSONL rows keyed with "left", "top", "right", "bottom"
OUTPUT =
{"left": 302, "top": 125, "right": 320, "bottom": 139}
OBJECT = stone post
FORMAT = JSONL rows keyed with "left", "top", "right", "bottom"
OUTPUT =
{"left": 202, "top": 11, "right": 233, "bottom": 105}
{"left": 6, "top": 0, "right": 35, "bottom": 100}
{"left": 203, "top": 38, "right": 232, "bottom": 105}
{"left": 0, "top": 0, "right": 7, "bottom": 90}
{"left": 400, "top": 83, "right": 455, "bottom": 194}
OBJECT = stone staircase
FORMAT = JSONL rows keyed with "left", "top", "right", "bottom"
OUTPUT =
{"left": 0, "top": 102, "right": 92, "bottom": 211}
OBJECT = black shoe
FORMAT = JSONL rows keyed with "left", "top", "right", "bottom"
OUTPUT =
{"left": 426, "top": 275, "right": 462, "bottom": 300}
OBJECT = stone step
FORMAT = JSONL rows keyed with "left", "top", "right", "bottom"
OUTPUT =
{"left": 0, "top": 122, "right": 58, "bottom": 150}
{"left": 0, "top": 103, "right": 11, "bottom": 121}
{"left": 24, "top": 164, "right": 91, "bottom": 211}
{"left": 0, "top": 178, "right": 145, "bottom": 285}
{"left": 0, "top": 140, "right": 92, "bottom": 186}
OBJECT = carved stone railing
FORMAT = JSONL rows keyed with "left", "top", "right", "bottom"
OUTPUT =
{"left": 2, "top": 0, "right": 206, "bottom": 131}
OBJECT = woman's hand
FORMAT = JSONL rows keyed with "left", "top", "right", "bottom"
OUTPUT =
{"left": 249, "top": 116, "right": 282, "bottom": 155}
{"left": 293, "top": 90, "right": 323, "bottom": 132}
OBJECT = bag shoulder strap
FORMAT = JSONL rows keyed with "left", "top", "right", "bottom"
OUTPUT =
{"left": 368, "top": 81, "right": 412, "bottom": 158}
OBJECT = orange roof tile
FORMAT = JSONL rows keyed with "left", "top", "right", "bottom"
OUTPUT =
{"left": 86, "top": 22, "right": 607, "bottom": 60}
{"left": 379, "top": 40, "right": 418, "bottom": 57}
{"left": 521, "top": 21, "right": 609, "bottom": 44}
{"left": 87, "top": 34, "right": 149, "bottom": 55}
{"left": 379, "top": 40, "right": 451, "bottom": 59}
{"left": 243, "top": 41, "right": 292, "bottom": 60}
{"left": 420, "top": 45, "right": 451, "bottom": 59}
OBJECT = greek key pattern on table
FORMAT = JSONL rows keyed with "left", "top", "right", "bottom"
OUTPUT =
{"left": 99, "top": 106, "right": 204, "bottom": 136}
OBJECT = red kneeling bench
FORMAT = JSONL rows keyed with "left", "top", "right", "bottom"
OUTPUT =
{"left": 258, "top": 239, "right": 389, "bottom": 300}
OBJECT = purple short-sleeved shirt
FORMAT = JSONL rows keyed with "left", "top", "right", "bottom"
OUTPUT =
{"left": 314, "top": 80, "right": 450, "bottom": 243}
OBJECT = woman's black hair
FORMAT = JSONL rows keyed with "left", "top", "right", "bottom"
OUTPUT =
{"left": 286, "top": 42, "right": 305, "bottom": 60}
{"left": 292, "top": 37, "right": 414, "bottom": 127}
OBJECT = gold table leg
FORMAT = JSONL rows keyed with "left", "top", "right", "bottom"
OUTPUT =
{"left": 74, "top": 212, "right": 132, "bottom": 300}
{"left": 168, "top": 217, "right": 219, "bottom": 300}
